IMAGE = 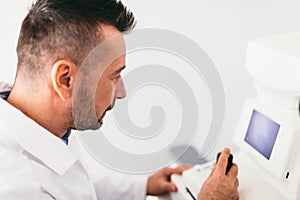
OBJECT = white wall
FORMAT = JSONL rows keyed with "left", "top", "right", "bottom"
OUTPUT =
{"left": 1, "top": 0, "right": 300, "bottom": 160}
{"left": 0, "top": 1, "right": 32, "bottom": 83}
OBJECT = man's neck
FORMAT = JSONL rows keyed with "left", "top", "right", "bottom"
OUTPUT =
{"left": 7, "top": 85, "right": 68, "bottom": 138}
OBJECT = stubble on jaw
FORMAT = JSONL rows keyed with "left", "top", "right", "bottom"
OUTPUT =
{"left": 69, "top": 85, "right": 101, "bottom": 131}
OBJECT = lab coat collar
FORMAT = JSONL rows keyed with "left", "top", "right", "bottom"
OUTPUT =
{"left": 0, "top": 83, "right": 78, "bottom": 176}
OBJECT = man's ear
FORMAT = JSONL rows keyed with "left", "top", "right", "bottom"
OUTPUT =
{"left": 51, "top": 59, "right": 78, "bottom": 100}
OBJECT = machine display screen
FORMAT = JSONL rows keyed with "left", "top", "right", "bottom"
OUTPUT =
{"left": 244, "top": 110, "right": 280, "bottom": 160}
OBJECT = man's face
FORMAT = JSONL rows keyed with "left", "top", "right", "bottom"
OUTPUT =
{"left": 70, "top": 25, "right": 126, "bottom": 130}
{"left": 94, "top": 55, "right": 126, "bottom": 127}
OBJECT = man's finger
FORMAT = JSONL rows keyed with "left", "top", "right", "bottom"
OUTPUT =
{"left": 234, "top": 178, "right": 239, "bottom": 188}
{"left": 227, "top": 163, "right": 238, "bottom": 181}
{"left": 163, "top": 165, "right": 193, "bottom": 176}
{"left": 215, "top": 148, "right": 230, "bottom": 175}
{"left": 174, "top": 165, "right": 193, "bottom": 174}
{"left": 162, "top": 182, "right": 177, "bottom": 192}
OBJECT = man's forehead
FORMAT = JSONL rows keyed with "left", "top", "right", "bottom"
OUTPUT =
{"left": 80, "top": 25, "right": 125, "bottom": 76}
{"left": 108, "top": 55, "right": 126, "bottom": 72}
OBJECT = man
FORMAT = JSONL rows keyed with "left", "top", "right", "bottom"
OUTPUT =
{"left": 0, "top": 0, "right": 239, "bottom": 199}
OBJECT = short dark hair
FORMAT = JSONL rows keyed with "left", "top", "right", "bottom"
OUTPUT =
{"left": 16, "top": 0, "right": 136, "bottom": 77}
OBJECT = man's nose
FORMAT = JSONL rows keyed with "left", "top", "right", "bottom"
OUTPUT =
{"left": 115, "top": 77, "right": 126, "bottom": 99}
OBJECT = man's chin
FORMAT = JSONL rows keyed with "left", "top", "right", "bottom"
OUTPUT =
{"left": 89, "top": 124, "right": 102, "bottom": 130}
{"left": 72, "top": 120, "right": 102, "bottom": 131}
{"left": 87, "top": 120, "right": 103, "bottom": 130}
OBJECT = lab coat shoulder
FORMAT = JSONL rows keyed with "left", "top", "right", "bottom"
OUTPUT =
{"left": 0, "top": 132, "right": 58, "bottom": 200}
{"left": 0, "top": 135, "right": 42, "bottom": 200}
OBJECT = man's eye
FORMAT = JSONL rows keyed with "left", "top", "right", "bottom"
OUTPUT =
{"left": 114, "top": 75, "right": 121, "bottom": 81}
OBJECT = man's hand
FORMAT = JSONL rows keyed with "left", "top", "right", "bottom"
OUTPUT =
{"left": 198, "top": 148, "right": 239, "bottom": 200}
{"left": 146, "top": 165, "right": 192, "bottom": 196}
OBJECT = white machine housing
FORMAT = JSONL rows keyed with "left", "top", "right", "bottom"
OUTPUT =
{"left": 246, "top": 33, "right": 300, "bottom": 93}
{"left": 233, "top": 33, "right": 300, "bottom": 199}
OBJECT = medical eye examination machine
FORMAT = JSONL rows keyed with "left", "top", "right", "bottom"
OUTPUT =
{"left": 170, "top": 33, "right": 300, "bottom": 200}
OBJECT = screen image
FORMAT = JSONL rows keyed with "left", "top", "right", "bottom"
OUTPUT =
{"left": 244, "top": 110, "right": 280, "bottom": 160}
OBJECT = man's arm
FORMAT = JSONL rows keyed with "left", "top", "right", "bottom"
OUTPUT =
{"left": 198, "top": 148, "right": 239, "bottom": 200}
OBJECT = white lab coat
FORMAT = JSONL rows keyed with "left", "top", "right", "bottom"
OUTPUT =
{"left": 0, "top": 83, "right": 147, "bottom": 200}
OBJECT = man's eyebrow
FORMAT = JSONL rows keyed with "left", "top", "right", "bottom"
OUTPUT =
{"left": 113, "top": 65, "right": 126, "bottom": 75}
